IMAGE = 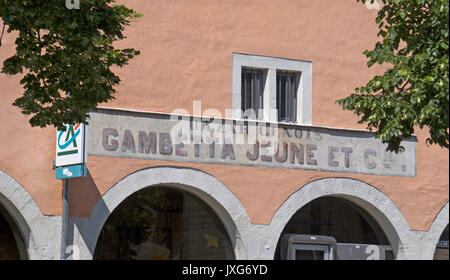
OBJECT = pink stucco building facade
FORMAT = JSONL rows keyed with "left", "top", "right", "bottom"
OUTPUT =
{"left": 0, "top": 0, "right": 448, "bottom": 260}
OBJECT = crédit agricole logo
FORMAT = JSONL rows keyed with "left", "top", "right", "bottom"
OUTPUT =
{"left": 57, "top": 124, "right": 81, "bottom": 156}
{"left": 56, "top": 123, "right": 87, "bottom": 167}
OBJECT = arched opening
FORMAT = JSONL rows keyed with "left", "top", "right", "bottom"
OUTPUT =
{"left": 275, "top": 196, "right": 394, "bottom": 260}
{"left": 93, "top": 186, "right": 235, "bottom": 260}
{"left": 0, "top": 203, "right": 27, "bottom": 260}
{"left": 434, "top": 224, "right": 449, "bottom": 260}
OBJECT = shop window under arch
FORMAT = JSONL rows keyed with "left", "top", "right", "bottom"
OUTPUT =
{"left": 434, "top": 224, "right": 449, "bottom": 260}
{"left": 275, "top": 196, "right": 394, "bottom": 260}
{"left": 93, "top": 186, "right": 235, "bottom": 260}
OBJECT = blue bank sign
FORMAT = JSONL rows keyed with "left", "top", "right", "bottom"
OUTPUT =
{"left": 55, "top": 164, "right": 88, "bottom": 180}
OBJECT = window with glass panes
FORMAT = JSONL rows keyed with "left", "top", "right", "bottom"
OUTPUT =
{"left": 241, "top": 68, "right": 264, "bottom": 119}
{"left": 277, "top": 71, "right": 299, "bottom": 123}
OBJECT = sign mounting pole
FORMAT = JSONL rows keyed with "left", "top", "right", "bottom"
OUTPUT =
{"left": 61, "top": 178, "right": 70, "bottom": 260}
{"left": 55, "top": 123, "right": 88, "bottom": 260}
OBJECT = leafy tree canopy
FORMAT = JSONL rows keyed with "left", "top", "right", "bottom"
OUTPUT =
{"left": 0, "top": 0, "right": 141, "bottom": 130}
{"left": 337, "top": 0, "right": 449, "bottom": 152}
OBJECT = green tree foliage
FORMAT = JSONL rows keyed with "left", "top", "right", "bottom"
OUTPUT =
{"left": 0, "top": 0, "right": 141, "bottom": 130}
{"left": 0, "top": 1, "right": 5, "bottom": 18}
{"left": 337, "top": 0, "right": 449, "bottom": 152}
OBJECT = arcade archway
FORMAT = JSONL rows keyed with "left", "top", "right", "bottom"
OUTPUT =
{"left": 93, "top": 186, "right": 235, "bottom": 260}
{"left": 275, "top": 196, "right": 394, "bottom": 260}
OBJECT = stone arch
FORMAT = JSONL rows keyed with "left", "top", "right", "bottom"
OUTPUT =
{"left": 71, "top": 166, "right": 251, "bottom": 260}
{"left": 423, "top": 202, "right": 449, "bottom": 260}
{"left": 0, "top": 170, "right": 60, "bottom": 259}
{"left": 264, "top": 177, "right": 413, "bottom": 260}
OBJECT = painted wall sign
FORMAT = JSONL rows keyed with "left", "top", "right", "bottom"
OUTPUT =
{"left": 87, "top": 109, "right": 417, "bottom": 177}
{"left": 56, "top": 123, "right": 88, "bottom": 167}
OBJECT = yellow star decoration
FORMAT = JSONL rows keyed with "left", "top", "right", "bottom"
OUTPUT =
{"left": 203, "top": 234, "right": 219, "bottom": 248}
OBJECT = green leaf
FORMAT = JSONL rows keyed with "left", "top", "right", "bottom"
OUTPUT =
{"left": 0, "top": 0, "right": 5, "bottom": 18}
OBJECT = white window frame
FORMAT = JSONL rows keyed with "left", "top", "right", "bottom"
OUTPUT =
{"left": 232, "top": 53, "right": 312, "bottom": 125}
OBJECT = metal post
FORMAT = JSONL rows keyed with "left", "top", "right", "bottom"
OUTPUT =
{"left": 60, "top": 178, "right": 69, "bottom": 260}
